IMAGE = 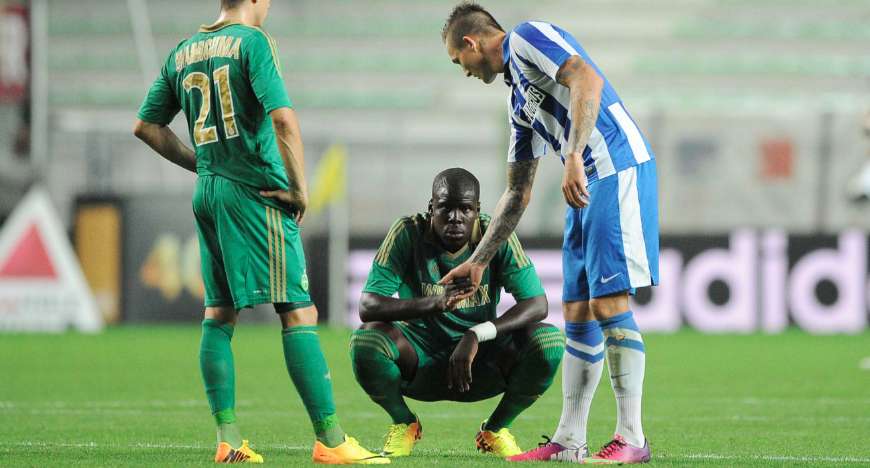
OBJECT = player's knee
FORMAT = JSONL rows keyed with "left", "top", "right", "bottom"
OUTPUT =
{"left": 204, "top": 306, "right": 237, "bottom": 325}
{"left": 589, "top": 292, "right": 630, "bottom": 320}
{"left": 520, "top": 324, "right": 564, "bottom": 379}
{"left": 350, "top": 326, "right": 399, "bottom": 366}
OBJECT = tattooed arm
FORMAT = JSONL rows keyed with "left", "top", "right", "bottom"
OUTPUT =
{"left": 439, "top": 159, "right": 539, "bottom": 296}
{"left": 471, "top": 159, "right": 539, "bottom": 265}
{"left": 556, "top": 55, "right": 604, "bottom": 208}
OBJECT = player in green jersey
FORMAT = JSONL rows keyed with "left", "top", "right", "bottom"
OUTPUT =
{"left": 133, "top": 0, "right": 387, "bottom": 464}
{"left": 350, "top": 168, "right": 564, "bottom": 459}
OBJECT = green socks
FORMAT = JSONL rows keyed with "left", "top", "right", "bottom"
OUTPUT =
{"left": 486, "top": 326, "right": 565, "bottom": 431}
{"left": 200, "top": 319, "right": 242, "bottom": 446}
{"left": 349, "top": 329, "right": 417, "bottom": 425}
{"left": 282, "top": 325, "right": 345, "bottom": 447}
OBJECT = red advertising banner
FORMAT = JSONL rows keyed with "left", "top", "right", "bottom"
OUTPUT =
{"left": 0, "top": 3, "right": 28, "bottom": 102}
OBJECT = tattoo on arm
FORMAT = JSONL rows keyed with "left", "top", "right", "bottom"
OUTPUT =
{"left": 567, "top": 97, "right": 599, "bottom": 156}
{"left": 556, "top": 56, "right": 602, "bottom": 156}
{"left": 470, "top": 159, "right": 539, "bottom": 265}
{"left": 555, "top": 57, "right": 583, "bottom": 85}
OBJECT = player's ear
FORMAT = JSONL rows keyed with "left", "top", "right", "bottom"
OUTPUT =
{"left": 463, "top": 35, "right": 476, "bottom": 51}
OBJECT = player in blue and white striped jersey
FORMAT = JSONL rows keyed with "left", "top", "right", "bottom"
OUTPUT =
{"left": 439, "top": 3, "right": 657, "bottom": 464}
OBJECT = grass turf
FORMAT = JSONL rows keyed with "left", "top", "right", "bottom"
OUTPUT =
{"left": 1, "top": 326, "right": 868, "bottom": 466}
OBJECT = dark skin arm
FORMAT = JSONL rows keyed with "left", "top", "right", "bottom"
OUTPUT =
{"left": 448, "top": 294, "right": 548, "bottom": 392}
{"left": 358, "top": 278, "right": 473, "bottom": 323}
{"left": 132, "top": 120, "right": 197, "bottom": 173}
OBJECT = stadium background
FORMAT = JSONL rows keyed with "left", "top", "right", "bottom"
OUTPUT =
{"left": 0, "top": 0, "right": 869, "bottom": 466}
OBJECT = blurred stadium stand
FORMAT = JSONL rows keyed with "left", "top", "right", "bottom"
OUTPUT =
{"left": 0, "top": 0, "right": 868, "bottom": 328}
{"left": 1, "top": 0, "right": 862, "bottom": 234}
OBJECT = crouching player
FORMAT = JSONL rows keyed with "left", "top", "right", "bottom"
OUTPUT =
{"left": 350, "top": 168, "right": 564, "bottom": 458}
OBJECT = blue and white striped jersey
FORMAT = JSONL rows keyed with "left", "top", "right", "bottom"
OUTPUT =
{"left": 503, "top": 21, "right": 654, "bottom": 183}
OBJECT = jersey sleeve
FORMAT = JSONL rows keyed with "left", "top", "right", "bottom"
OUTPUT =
{"left": 508, "top": 116, "right": 537, "bottom": 162}
{"left": 509, "top": 21, "right": 580, "bottom": 82}
{"left": 362, "top": 218, "right": 412, "bottom": 297}
{"left": 496, "top": 233, "right": 545, "bottom": 301}
{"left": 137, "top": 63, "right": 180, "bottom": 125}
{"left": 244, "top": 30, "right": 293, "bottom": 113}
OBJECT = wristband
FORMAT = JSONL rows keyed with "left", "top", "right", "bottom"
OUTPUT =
{"left": 469, "top": 321, "right": 497, "bottom": 342}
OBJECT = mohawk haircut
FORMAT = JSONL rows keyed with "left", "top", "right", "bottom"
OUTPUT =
{"left": 221, "top": 0, "right": 244, "bottom": 9}
{"left": 432, "top": 167, "right": 480, "bottom": 200}
{"left": 441, "top": 2, "right": 504, "bottom": 48}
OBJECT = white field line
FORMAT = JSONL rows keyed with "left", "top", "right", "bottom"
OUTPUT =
{"left": 0, "top": 441, "right": 308, "bottom": 451}
{"left": 663, "top": 453, "right": 870, "bottom": 464}
{"left": 2, "top": 443, "right": 868, "bottom": 464}
{"left": 3, "top": 405, "right": 870, "bottom": 424}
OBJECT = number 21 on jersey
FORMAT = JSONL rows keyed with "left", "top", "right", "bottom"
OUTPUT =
{"left": 183, "top": 65, "right": 238, "bottom": 146}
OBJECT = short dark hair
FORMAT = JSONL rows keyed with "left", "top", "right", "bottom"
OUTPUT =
{"left": 221, "top": 0, "right": 244, "bottom": 9}
{"left": 441, "top": 2, "right": 504, "bottom": 48}
{"left": 432, "top": 167, "right": 480, "bottom": 200}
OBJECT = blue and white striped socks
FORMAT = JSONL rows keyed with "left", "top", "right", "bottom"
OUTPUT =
{"left": 600, "top": 311, "right": 646, "bottom": 447}
{"left": 552, "top": 320, "right": 605, "bottom": 449}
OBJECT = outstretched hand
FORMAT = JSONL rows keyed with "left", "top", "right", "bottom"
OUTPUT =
{"left": 260, "top": 189, "right": 306, "bottom": 224}
{"left": 439, "top": 260, "right": 486, "bottom": 304}
{"left": 439, "top": 277, "right": 475, "bottom": 311}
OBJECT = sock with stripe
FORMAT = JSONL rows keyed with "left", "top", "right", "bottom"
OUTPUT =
{"left": 486, "top": 325, "right": 564, "bottom": 431}
{"left": 552, "top": 320, "right": 605, "bottom": 449}
{"left": 349, "top": 329, "right": 416, "bottom": 425}
{"left": 600, "top": 311, "right": 646, "bottom": 447}
{"left": 199, "top": 319, "right": 243, "bottom": 447}
{"left": 282, "top": 325, "right": 346, "bottom": 447}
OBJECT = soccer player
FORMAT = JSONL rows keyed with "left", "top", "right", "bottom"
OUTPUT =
{"left": 439, "top": 3, "right": 659, "bottom": 464}
{"left": 351, "top": 168, "right": 564, "bottom": 459}
{"left": 132, "top": 0, "right": 387, "bottom": 464}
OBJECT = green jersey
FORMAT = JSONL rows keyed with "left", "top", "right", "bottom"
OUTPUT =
{"left": 363, "top": 213, "right": 545, "bottom": 344}
{"left": 137, "top": 22, "right": 292, "bottom": 191}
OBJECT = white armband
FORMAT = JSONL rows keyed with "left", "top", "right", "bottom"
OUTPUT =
{"left": 469, "top": 321, "right": 497, "bottom": 342}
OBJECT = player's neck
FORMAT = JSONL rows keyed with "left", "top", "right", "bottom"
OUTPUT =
{"left": 216, "top": 8, "right": 259, "bottom": 28}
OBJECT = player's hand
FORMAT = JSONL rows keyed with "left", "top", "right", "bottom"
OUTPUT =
{"left": 260, "top": 189, "right": 307, "bottom": 224}
{"left": 448, "top": 332, "right": 479, "bottom": 393}
{"left": 438, "top": 277, "right": 474, "bottom": 311}
{"left": 562, "top": 152, "right": 590, "bottom": 208}
{"left": 439, "top": 261, "right": 486, "bottom": 303}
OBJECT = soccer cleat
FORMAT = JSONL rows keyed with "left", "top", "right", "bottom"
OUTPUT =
{"left": 312, "top": 435, "right": 391, "bottom": 464}
{"left": 381, "top": 420, "right": 423, "bottom": 457}
{"left": 507, "top": 436, "right": 588, "bottom": 462}
{"left": 214, "top": 440, "right": 264, "bottom": 464}
{"left": 586, "top": 434, "right": 650, "bottom": 464}
{"left": 475, "top": 420, "right": 522, "bottom": 457}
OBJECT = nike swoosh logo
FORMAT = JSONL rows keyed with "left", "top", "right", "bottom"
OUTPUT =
{"left": 600, "top": 273, "right": 622, "bottom": 284}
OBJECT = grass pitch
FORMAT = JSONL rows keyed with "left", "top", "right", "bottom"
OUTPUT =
{"left": 1, "top": 326, "right": 869, "bottom": 466}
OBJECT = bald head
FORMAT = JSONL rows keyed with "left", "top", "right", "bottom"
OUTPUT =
{"left": 432, "top": 167, "right": 480, "bottom": 201}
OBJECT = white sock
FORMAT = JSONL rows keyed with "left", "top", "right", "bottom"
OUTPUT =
{"left": 552, "top": 333, "right": 604, "bottom": 449}
{"left": 603, "top": 324, "right": 646, "bottom": 447}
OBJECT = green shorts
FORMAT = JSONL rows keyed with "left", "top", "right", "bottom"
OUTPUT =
{"left": 193, "top": 175, "right": 311, "bottom": 310}
{"left": 394, "top": 322, "right": 521, "bottom": 403}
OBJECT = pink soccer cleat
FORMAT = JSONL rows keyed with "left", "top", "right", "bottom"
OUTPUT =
{"left": 506, "top": 437, "right": 587, "bottom": 462}
{"left": 587, "top": 434, "right": 650, "bottom": 464}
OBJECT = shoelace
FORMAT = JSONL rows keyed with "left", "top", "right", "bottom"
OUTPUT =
{"left": 597, "top": 438, "right": 627, "bottom": 457}
{"left": 382, "top": 425, "right": 406, "bottom": 450}
{"left": 537, "top": 435, "right": 553, "bottom": 448}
